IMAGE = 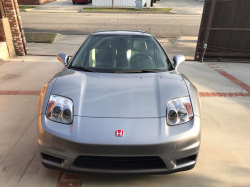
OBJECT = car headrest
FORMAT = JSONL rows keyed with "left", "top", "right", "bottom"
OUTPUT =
{"left": 95, "top": 39, "right": 111, "bottom": 49}
{"left": 95, "top": 49, "right": 111, "bottom": 61}
{"left": 133, "top": 40, "right": 147, "bottom": 51}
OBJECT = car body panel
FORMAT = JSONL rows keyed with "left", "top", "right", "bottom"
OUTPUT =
{"left": 39, "top": 69, "right": 66, "bottom": 115}
{"left": 49, "top": 69, "right": 189, "bottom": 118}
{"left": 39, "top": 115, "right": 200, "bottom": 146}
{"left": 38, "top": 114, "right": 200, "bottom": 173}
{"left": 183, "top": 76, "right": 201, "bottom": 117}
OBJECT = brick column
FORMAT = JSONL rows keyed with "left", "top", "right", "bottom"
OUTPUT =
{"left": 3, "top": 0, "right": 27, "bottom": 56}
{"left": 0, "top": 19, "right": 6, "bottom": 41}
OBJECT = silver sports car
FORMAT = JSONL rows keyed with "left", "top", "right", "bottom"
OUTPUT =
{"left": 38, "top": 30, "right": 201, "bottom": 174}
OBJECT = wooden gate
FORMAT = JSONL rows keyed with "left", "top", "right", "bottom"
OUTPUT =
{"left": 195, "top": 0, "right": 250, "bottom": 62}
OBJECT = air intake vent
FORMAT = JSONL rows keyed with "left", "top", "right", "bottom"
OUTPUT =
{"left": 42, "top": 153, "right": 63, "bottom": 165}
{"left": 73, "top": 156, "right": 166, "bottom": 170}
{"left": 176, "top": 155, "right": 197, "bottom": 166}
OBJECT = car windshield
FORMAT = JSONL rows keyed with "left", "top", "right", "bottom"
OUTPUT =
{"left": 69, "top": 35, "right": 172, "bottom": 73}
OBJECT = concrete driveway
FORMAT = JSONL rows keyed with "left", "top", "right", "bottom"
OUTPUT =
{"left": 154, "top": 1, "right": 204, "bottom": 15}
{"left": 0, "top": 55, "right": 250, "bottom": 187}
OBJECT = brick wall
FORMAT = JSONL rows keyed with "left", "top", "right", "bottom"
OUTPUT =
{"left": 0, "top": 19, "right": 6, "bottom": 41}
{"left": 2, "top": 0, "right": 27, "bottom": 56}
{"left": 17, "top": 0, "right": 55, "bottom": 5}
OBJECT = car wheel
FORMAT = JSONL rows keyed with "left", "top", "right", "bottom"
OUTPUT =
{"left": 73, "top": 2, "right": 76, "bottom": 4}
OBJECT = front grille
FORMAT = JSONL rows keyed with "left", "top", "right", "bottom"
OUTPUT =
{"left": 73, "top": 156, "right": 166, "bottom": 170}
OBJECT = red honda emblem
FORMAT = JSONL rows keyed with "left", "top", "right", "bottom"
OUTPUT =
{"left": 115, "top": 129, "right": 124, "bottom": 137}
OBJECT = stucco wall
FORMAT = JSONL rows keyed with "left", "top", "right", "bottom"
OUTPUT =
{"left": 0, "top": 18, "right": 16, "bottom": 58}
{"left": 0, "top": 42, "right": 9, "bottom": 61}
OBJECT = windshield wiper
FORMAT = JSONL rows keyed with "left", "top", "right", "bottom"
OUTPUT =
{"left": 114, "top": 70, "right": 143, "bottom": 73}
{"left": 114, "top": 69, "right": 162, "bottom": 73}
{"left": 70, "top": 66, "right": 95, "bottom": 72}
{"left": 141, "top": 69, "right": 163, "bottom": 73}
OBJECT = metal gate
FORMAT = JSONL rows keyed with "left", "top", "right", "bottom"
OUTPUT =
{"left": 195, "top": 0, "right": 250, "bottom": 62}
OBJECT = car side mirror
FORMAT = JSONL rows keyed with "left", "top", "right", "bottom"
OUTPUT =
{"left": 57, "top": 53, "right": 69, "bottom": 66}
{"left": 173, "top": 55, "right": 185, "bottom": 70}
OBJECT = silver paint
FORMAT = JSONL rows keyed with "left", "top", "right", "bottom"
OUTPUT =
{"left": 173, "top": 55, "right": 186, "bottom": 70}
{"left": 57, "top": 53, "right": 69, "bottom": 66}
{"left": 38, "top": 30, "right": 201, "bottom": 174}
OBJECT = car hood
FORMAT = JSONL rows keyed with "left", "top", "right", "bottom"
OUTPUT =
{"left": 51, "top": 69, "right": 189, "bottom": 118}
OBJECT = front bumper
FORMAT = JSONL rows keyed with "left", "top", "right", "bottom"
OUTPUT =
{"left": 38, "top": 114, "right": 201, "bottom": 174}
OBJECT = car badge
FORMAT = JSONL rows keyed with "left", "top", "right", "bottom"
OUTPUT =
{"left": 115, "top": 129, "right": 124, "bottom": 137}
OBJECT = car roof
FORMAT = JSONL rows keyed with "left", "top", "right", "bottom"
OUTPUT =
{"left": 91, "top": 30, "right": 153, "bottom": 37}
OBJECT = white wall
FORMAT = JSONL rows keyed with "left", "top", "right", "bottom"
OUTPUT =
{"left": 92, "top": 0, "right": 147, "bottom": 7}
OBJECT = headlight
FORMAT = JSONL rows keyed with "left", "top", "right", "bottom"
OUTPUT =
{"left": 46, "top": 95, "right": 73, "bottom": 124}
{"left": 166, "top": 96, "right": 193, "bottom": 126}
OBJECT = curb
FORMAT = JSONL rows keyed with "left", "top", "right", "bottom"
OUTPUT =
{"left": 23, "top": 10, "right": 79, "bottom": 13}
{"left": 80, "top": 10, "right": 175, "bottom": 14}
{"left": 19, "top": 8, "right": 35, "bottom": 12}
{"left": 27, "top": 54, "right": 73, "bottom": 57}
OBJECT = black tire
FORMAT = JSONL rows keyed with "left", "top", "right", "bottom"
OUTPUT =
{"left": 73, "top": 2, "right": 76, "bottom": 4}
